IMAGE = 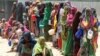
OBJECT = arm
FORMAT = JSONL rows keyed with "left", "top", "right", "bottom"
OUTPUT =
{"left": 9, "top": 33, "right": 15, "bottom": 39}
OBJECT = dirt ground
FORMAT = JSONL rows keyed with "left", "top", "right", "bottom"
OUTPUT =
{"left": 0, "top": 37, "right": 63, "bottom": 56}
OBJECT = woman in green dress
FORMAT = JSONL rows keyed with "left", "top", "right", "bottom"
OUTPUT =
{"left": 32, "top": 36, "right": 53, "bottom": 56}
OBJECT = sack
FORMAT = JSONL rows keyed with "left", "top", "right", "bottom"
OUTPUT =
{"left": 8, "top": 39, "right": 12, "bottom": 46}
{"left": 75, "top": 28, "right": 84, "bottom": 39}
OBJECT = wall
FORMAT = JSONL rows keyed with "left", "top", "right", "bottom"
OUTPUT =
{"left": 43, "top": 1, "right": 100, "bottom": 17}
{"left": 71, "top": 2, "right": 100, "bottom": 16}
{"left": 0, "top": 0, "right": 16, "bottom": 19}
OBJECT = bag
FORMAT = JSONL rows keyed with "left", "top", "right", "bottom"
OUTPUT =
{"left": 96, "top": 21, "right": 100, "bottom": 26}
{"left": 87, "top": 29, "right": 93, "bottom": 39}
{"left": 8, "top": 39, "right": 12, "bottom": 46}
{"left": 75, "top": 28, "right": 84, "bottom": 39}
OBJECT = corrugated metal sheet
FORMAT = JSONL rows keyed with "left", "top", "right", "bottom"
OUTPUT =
{"left": 43, "top": 0, "right": 100, "bottom": 2}
{"left": 0, "top": 0, "right": 16, "bottom": 19}
{"left": 70, "top": 0, "right": 100, "bottom": 2}
{"left": 70, "top": 2, "right": 100, "bottom": 16}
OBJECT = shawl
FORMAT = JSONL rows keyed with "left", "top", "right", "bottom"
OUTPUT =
{"left": 43, "top": 2, "right": 52, "bottom": 26}
{"left": 60, "top": 6, "right": 67, "bottom": 26}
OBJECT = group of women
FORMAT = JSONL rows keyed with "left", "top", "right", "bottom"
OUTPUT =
{"left": 0, "top": 17, "right": 54, "bottom": 56}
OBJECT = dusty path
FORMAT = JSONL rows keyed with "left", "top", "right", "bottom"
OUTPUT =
{"left": 0, "top": 37, "right": 62, "bottom": 56}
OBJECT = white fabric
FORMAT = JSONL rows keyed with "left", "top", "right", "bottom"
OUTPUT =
{"left": 48, "top": 29, "right": 55, "bottom": 35}
{"left": 59, "top": 8, "right": 64, "bottom": 22}
{"left": 87, "top": 29, "right": 93, "bottom": 39}
{"left": 59, "top": 8, "right": 64, "bottom": 18}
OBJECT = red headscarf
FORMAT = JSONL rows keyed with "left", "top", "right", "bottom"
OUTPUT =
{"left": 71, "top": 7, "right": 77, "bottom": 15}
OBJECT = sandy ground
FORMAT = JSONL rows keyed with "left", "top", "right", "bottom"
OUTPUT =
{"left": 95, "top": 25, "right": 100, "bottom": 56}
{"left": 0, "top": 37, "right": 17, "bottom": 56}
{"left": 0, "top": 29, "right": 100, "bottom": 56}
{"left": 0, "top": 37, "right": 62, "bottom": 56}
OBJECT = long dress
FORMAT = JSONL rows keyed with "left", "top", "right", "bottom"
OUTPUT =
{"left": 80, "top": 31, "right": 95, "bottom": 56}
{"left": 64, "top": 28, "right": 73, "bottom": 56}
{"left": 43, "top": 3, "right": 52, "bottom": 41}
{"left": 72, "top": 12, "right": 82, "bottom": 56}
{"left": 60, "top": 8, "right": 67, "bottom": 53}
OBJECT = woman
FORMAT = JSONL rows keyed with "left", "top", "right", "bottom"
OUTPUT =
{"left": 1, "top": 18, "right": 7, "bottom": 38}
{"left": 18, "top": 32, "right": 36, "bottom": 56}
{"left": 72, "top": 11, "right": 82, "bottom": 56}
{"left": 8, "top": 25, "right": 18, "bottom": 52}
{"left": 32, "top": 36, "right": 53, "bottom": 56}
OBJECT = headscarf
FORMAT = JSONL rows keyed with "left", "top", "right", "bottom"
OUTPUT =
{"left": 20, "top": 32, "right": 37, "bottom": 47}
{"left": 32, "top": 36, "right": 46, "bottom": 56}
{"left": 67, "top": 7, "right": 77, "bottom": 27}
{"left": 71, "top": 7, "right": 77, "bottom": 15}
{"left": 38, "top": 36, "right": 45, "bottom": 44}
